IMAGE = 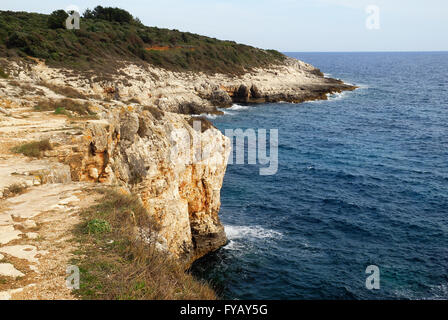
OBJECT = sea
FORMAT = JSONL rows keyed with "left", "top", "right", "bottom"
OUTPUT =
{"left": 191, "top": 52, "right": 448, "bottom": 300}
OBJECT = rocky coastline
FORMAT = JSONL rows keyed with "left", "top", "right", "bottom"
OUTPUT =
{"left": 0, "top": 55, "right": 355, "bottom": 297}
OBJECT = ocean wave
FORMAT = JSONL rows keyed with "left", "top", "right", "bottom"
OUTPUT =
{"left": 224, "top": 225, "right": 283, "bottom": 241}
{"left": 327, "top": 91, "right": 346, "bottom": 101}
{"left": 428, "top": 283, "right": 448, "bottom": 300}
{"left": 228, "top": 104, "right": 250, "bottom": 111}
{"left": 224, "top": 240, "right": 243, "bottom": 251}
{"left": 199, "top": 106, "right": 242, "bottom": 119}
{"left": 200, "top": 113, "right": 219, "bottom": 120}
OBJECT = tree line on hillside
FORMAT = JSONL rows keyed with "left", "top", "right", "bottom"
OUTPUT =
{"left": 48, "top": 6, "right": 138, "bottom": 29}
{"left": 0, "top": 9, "right": 284, "bottom": 75}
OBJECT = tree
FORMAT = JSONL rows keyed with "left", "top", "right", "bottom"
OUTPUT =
{"left": 47, "top": 10, "right": 69, "bottom": 29}
{"left": 82, "top": 6, "right": 134, "bottom": 24}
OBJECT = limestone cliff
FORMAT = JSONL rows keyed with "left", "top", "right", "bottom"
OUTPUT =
{"left": 1, "top": 56, "right": 356, "bottom": 115}
{"left": 0, "top": 55, "right": 355, "bottom": 265}
{"left": 41, "top": 105, "right": 230, "bottom": 264}
{"left": 86, "top": 111, "right": 228, "bottom": 263}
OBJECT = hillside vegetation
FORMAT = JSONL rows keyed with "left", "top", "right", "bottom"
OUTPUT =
{"left": 0, "top": 8, "right": 285, "bottom": 75}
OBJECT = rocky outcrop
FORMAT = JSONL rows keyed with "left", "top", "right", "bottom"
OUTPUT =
{"left": 2, "top": 56, "right": 356, "bottom": 115}
{"left": 55, "top": 105, "right": 230, "bottom": 264}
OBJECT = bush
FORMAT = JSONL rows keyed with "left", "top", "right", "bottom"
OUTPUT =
{"left": 12, "top": 139, "right": 52, "bottom": 158}
{"left": 47, "top": 10, "right": 69, "bottom": 29}
{"left": 83, "top": 6, "right": 134, "bottom": 24}
{"left": 6, "top": 31, "right": 28, "bottom": 48}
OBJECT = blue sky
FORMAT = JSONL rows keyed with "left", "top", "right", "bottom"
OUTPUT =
{"left": 1, "top": 0, "right": 447, "bottom": 52}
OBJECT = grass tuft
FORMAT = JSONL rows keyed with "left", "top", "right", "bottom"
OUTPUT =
{"left": 11, "top": 139, "right": 52, "bottom": 157}
{"left": 86, "top": 219, "right": 111, "bottom": 235}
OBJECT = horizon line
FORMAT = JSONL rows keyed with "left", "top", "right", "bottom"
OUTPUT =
{"left": 281, "top": 50, "right": 448, "bottom": 53}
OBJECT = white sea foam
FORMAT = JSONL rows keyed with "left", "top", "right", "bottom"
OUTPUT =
{"left": 228, "top": 104, "right": 250, "bottom": 111}
{"left": 327, "top": 91, "right": 346, "bottom": 101}
{"left": 427, "top": 283, "right": 448, "bottom": 300}
{"left": 200, "top": 113, "right": 218, "bottom": 120}
{"left": 224, "top": 225, "right": 283, "bottom": 240}
{"left": 199, "top": 105, "right": 242, "bottom": 119}
{"left": 356, "top": 83, "right": 370, "bottom": 89}
{"left": 224, "top": 240, "right": 243, "bottom": 251}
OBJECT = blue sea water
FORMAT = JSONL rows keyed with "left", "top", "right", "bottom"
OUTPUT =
{"left": 191, "top": 52, "right": 448, "bottom": 300}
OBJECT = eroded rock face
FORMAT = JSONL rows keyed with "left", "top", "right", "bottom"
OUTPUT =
{"left": 61, "top": 106, "right": 230, "bottom": 264}
{"left": 1, "top": 56, "right": 356, "bottom": 114}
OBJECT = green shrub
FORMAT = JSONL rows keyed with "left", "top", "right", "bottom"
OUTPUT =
{"left": 6, "top": 31, "right": 28, "bottom": 48}
{"left": 87, "top": 219, "right": 111, "bottom": 235}
{"left": 54, "top": 107, "right": 69, "bottom": 115}
{"left": 83, "top": 6, "right": 134, "bottom": 24}
{"left": 47, "top": 10, "right": 68, "bottom": 29}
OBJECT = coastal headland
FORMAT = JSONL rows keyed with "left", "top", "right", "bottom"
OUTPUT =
{"left": 0, "top": 9, "right": 355, "bottom": 299}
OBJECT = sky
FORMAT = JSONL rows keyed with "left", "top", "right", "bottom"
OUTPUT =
{"left": 1, "top": 0, "right": 447, "bottom": 52}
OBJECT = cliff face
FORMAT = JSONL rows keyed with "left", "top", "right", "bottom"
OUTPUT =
{"left": 2, "top": 56, "right": 356, "bottom": 116}
{"left": 60, "top": 107, "right": 230, "bottom": 264}
{"left": 0, "top": 55, "right": 355, "bottom": 265}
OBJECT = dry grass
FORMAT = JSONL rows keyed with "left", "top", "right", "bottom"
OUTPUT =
{"left": 143, "top": 105, "right": 164, "bottom": 120}
{"left": 72, "top": 189, "right": 217, "bottom": 300}
{"left": 2, "top": 183, "right": 27, "bottom": 198}
{"left": 38, "top": 82, "right": 86, "bottom": 99}
{"left": 11, "top": 139, "right": 52, "bottom": 158}
{"left": 0, "top": 66, "right": 8, "bottom": 78}
{"left": 34, "top": 98, "right": 98, "bottom": 119}
{"left": 7, "top": 183, "right": 26, "bottom": 195}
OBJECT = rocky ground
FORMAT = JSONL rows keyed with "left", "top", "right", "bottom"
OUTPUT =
{"left": 0, "top": 103, "right": 102, "bottom": 299}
